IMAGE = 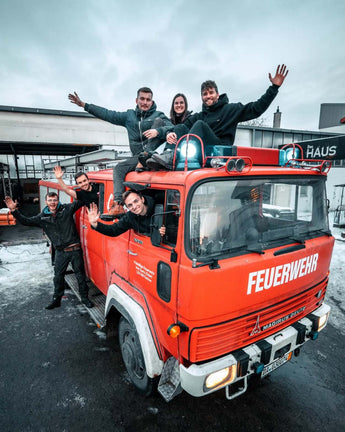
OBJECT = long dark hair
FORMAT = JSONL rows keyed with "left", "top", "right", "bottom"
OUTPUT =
{"left": 170, "top": 93, "right": 189, "bottom": 125}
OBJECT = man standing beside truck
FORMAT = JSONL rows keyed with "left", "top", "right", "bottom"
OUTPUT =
{"left": 4, "top": 193, "right": 94, "bottom": 310}
{"left": 68, "top": 88, "right": 172, "bottom": 214}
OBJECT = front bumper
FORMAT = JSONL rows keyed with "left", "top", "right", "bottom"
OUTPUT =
{"left": 180, "top": 303, "right": 330, "bottom": 398}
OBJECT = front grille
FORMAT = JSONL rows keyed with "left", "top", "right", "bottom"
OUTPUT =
{"left": 188, "top": 278, "right": 327, "bottom": 362}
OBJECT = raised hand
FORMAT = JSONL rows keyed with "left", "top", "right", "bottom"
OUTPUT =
{"left": 87, "top": 202, "right": 100, "bottom": 227}
{"left": 269, "top": 64, "right": 289, "bottom": 87}
{"left": 53, "top": 165, "right": 64, "bottom": 179}
{"left": 68, "top": 91, "right": 85, "bottom": 108}
{"left": 4, "top": 196, "right": 18, "bottom": 211}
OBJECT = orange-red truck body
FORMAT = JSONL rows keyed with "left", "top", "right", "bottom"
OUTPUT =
{"left": 39, "top": 147, "right": 334, "bottom": 400}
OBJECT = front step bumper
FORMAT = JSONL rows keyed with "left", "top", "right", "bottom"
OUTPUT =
{"left": 179, "top": 303, "right": 330, "bottom": 398}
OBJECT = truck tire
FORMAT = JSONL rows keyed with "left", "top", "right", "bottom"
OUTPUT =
{"left": 118, "top": 316, "right": 155, "bottom": 396}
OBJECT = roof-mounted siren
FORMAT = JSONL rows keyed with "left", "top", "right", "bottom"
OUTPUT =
{"left": 279, "top": 143, "right": 303, "bottom": 165}
{"left": 174, "top": 134, "right": 205, "bottom": 171}
{"left": 280, "top": 143, "right": 332, "bottom": 173}
{"left": 210, "top": 156, "right": 253, "bottom": 174}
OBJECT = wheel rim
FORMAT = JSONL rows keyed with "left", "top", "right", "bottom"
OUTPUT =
{"left": 121, "top": 329, "right": 145, "bottom": 380}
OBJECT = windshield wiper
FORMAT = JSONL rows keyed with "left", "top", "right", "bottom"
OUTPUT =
{"left": 245, "top": 244, "right": 265, "bottom": 254}
{"left": 205, "top": 243, "right": 265, "bottom": 256}
{"left": 310, "top": 228, "right": 332, "bottom": 236}
{"left": 287, "top": 236, "right": 305, "bottom": 244}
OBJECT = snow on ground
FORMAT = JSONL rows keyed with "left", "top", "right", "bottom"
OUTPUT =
{"left": 0, "top": 229, "right": 344, "bottom": 333}
{"left": 0, "top": 242, "right": 81, "bottom": 321}
{"left": 0, "top": 242, "right": 52, "bottom": 310}
{"left": 326, "top": 227, "right": 345, "bottom": 334}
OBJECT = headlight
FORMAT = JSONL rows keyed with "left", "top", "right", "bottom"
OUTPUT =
{"left": 318, "top": 311, "right": 329, "bottom": 331}
{"left": 204, "top": 365, "right": 236, "bottom": 390}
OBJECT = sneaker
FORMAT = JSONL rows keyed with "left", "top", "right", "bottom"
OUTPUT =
{"left": 138, "top": 150, "right": 155, "bottom": 167}
{"left": 151, "top": 151, "right": 174, "bottom": 170}
{"left": 108, "top": 202, "right": 125, "bottom": 216}
{"left": 146, "top": 158, "right": 165, "bottom": 171}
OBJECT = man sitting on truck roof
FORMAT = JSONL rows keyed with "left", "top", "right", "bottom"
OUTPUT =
{"left": 4, "top": 193, "right": 94, "bottom": 310}
{"left": 147, "top": 64, "right": 289, "bottom": 170}
{"left": 53, "top": 166, "right": 99, "bottom": 208}
{"left": 87, "top": 189, "right": 165, "bottom": 238}
{"left": 68, "top": 88, "right": 172, "bottom": 215}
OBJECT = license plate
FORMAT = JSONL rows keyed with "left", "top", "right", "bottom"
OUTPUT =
{"left": 261, "top": 352, "right": 291, "bottom": 378}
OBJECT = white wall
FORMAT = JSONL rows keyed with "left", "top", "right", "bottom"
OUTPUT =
{"left": 0, "top": 111, "right": 129, "bottom": 149}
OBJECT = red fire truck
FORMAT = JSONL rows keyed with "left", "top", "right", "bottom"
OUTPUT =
{"left": 39, "top": 138, "right": 334, "bottom": 401}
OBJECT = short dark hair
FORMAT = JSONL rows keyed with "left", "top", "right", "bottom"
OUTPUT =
{"left": 137, "top": 87, "right": 153, "bottom": 98}
{"left": 201, "top": 80, "right": 218, "bottom": 94}
{"left": 122, "top": 189, "right": 142, "bottom": 203}
{"left": 74, "top": 171, "right": 89, "bottom": 182}
{"left": 45, "top": 192, "right": 58, "bottom": 200}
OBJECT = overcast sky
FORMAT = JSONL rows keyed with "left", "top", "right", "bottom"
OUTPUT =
{"left": 1, "top": 0, "right": 344, "bottom": 131}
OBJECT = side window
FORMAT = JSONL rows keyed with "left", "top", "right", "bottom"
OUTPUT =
{"left": 162, "top": 190, "right": 180, "bottom": 246}
{"left": 59, "top": 190, "right": 73, "bottom": 204}
{"left": 74, "top": 182, "right": 103, "bottom": 211}
{"left": 98, "top": 183, "right": 104, "bottom": 213}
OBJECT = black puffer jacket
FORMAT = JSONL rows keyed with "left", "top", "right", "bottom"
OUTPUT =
{"left": 84, "top": 102, "right": 172, "bottom": 156}
{"left": 177, "top": 84, "right": 279, "bottom": 145}
{"left": 92, "top": 196, "right": 155, "bottom": 237}
{"left": 12, "top": 201, "right": 83, "bottom": 250}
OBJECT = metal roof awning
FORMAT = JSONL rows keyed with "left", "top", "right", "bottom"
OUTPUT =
{"left": 0, "top": 141, "right": 99, "bottom": 156}
{"left": 43, "top": 149, "right": 129, "bottom": 170}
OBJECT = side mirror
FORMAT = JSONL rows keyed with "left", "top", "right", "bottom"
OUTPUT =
{"left": 151, "top": 204, "right": 164, "bottom": 247}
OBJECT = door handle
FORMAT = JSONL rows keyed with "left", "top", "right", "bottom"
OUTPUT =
{"left": 127, "top": 250, "right": 138, "bottom": 256}
{"left": 82, "top": 225, "right": 87, "bottom": 229}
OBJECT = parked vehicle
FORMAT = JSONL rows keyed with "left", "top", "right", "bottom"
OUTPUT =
{"left": 39, "top": 139, "right": 334, "bottom": 401}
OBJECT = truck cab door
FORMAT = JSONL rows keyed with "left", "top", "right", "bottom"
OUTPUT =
{"left": 79, "top": 183, "right": 109, "bottom": 293}
{"left": 127, "top": 189, "right": 181, "bottom": 360}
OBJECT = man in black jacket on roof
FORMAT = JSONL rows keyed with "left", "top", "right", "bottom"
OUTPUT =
{"left": 4, "top": 193, "right": 93, "bottom": 310}
{"left": 148, "top": 64, "right": 288, "bottom": 169}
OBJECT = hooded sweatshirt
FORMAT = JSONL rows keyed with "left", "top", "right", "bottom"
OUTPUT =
{"left": 92, "top": 196, "right": 155, "bottom": 237}
{"left": 176, "top": 84, "right": 279, "bottom": 146}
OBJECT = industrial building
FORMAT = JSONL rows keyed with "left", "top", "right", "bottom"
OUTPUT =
{"left": 1, "top": 104, "right": 344, "bottom": 211}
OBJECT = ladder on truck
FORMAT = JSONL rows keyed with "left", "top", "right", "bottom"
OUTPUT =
{"left": 65, "top": 272, "right": 106, "bottom": 328}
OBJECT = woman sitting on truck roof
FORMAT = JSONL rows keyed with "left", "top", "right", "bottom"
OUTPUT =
{"left": 138, "top": 93, "right": 192, "bottom": 171}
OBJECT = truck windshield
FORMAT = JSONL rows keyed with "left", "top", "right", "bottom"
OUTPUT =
{"left": 188, "top": 177, "right": 329, "bottom": 259}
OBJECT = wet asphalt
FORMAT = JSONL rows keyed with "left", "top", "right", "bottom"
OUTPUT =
{"left": 1, "top": 217, "right": 345, "bottom": 432}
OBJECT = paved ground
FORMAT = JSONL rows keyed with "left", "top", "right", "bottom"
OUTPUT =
{"left": 1, "top": 208, "right": 345, "bottom": 432}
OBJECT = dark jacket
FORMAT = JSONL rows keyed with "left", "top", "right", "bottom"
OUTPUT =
{"left": 92, "top": 196, "right": 155, "bottom": 237}
{"left": 157, "top": 110, "right": 193, "bottom": 138}
{"left": 84, "top": 102, "right": 172, "bottom": 156}
{"left": 12, "top": 201, "right": 83, "bottom": 250}
{"left": 175, "top": 84, "right": 279, "bottom": 145}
